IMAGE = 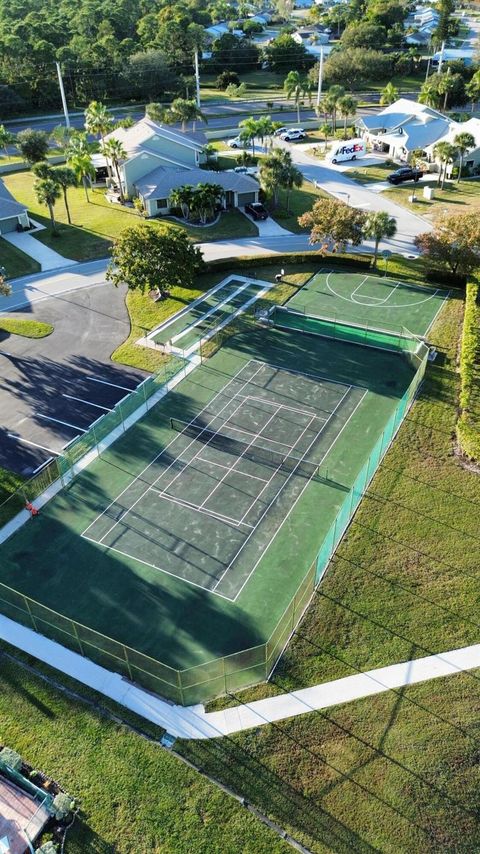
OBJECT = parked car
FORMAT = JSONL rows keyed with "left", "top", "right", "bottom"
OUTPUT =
{"left": 230, "top": 165, "right": 259, "bottom": 176}
{"left": 227, "top": 136, "right": 252, "bottom": 149}
{"left": 280, "top": 129, "right": 306, "bottom": 142}
{"left": 274, "top": 126, "right": 306, "bottom": 137}
{"left": 245, "top": 202, "right": 268, "bottom": 220}
{"left": 387, "top": 166, "right": 424, "bottom": 185}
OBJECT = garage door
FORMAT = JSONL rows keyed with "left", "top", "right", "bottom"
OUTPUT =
{"left": 0, "top": 217, "right": 18, "bottom": 234}
{"left": 237, "top": 192, "right": 257, "bottom": 206}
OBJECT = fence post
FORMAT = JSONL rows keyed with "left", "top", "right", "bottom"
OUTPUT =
{"left": 23, "top": 595, "right": 38, "bottom": 632}
{"left": 70, "top": 620, "right": 85, "bottom": 656}
{"left": 223, "top": 655, "right": 227, "bottom": 696}
{"left": 177, "top": 669, "right": 185, "bottom": 706}
{"left": 123, "top": 646, "right": 134, "bottom": 681}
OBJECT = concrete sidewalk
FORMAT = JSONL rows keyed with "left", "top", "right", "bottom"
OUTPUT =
{"left": 2, "top": 231, "right": 76, "bottom": 272}
{"left": 0, "top": 613, "right": 478, "bottom": 740}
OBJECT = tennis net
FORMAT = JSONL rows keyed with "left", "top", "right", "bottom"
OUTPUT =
{"left": 170, "top": 417, "right": 318, "bottom": 478}
{"left": 271, "top": 305, "right": 421, "bottom": 354}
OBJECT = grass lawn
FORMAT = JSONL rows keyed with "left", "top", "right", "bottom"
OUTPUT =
{"left": 0, "top": 649, "right": 289, "bottom": 854}
{"left": 0, "top": 237, "right": 40, "bottom": 279}
{"left": 2, "top": 173, "right": 258, "bottom": 263}
{"left": 0, "top": 317, "right": 53, "bottom": 337}
{"left": 346, "top": 162, "right": 396, "bottom": 185}
{"left": 179, "top": 287, "right": 480, "bottom": 851}
{"left": 383, "top": 177, "right": 480, "bottom": 221}
{"left": 270, "top": 180, "right": 329, "bottom": 233}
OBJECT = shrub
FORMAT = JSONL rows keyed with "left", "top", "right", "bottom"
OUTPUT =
{"left": 52, "top": 792, "right": 74, "bottom": 820}
{"left": 215, "top": 70, "right": 240, "bottom": 90}
{"left": 456, "top": 282, "right": 479, "bottom": 461}
{"left": 203, "top": 252, "right": 372, "bottom": 274}
{"left": 425, "top": 269, "right": 467, "bottom": 288}
{"left": 0, "top": 747, "right": 22, "bottom": 770}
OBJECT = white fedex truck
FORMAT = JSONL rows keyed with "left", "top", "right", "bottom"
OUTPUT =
{"left": 326, "top": 139, "right": 367, "bottom": 165}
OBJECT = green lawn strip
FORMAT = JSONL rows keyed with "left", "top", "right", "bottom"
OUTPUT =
{"left": 0, "top": 317, "right": 53, "bottom": 338}
{"left": 346, "top": 162, "right": 396, "bottom": 185}
{"left": 111, "top": 271, "right": 228, "bottom": 371}
{"left": 0, "top": 467, "right": 24, "bottom": 526}
{"left": 2, "top": 173, "right": 257, "bottom": 262}
{"left": 269, "top": 181, "right": 329, "bottom": 233}
{"left": 178, "top": 669, "right": 480, "bottom": 853}
{"left": 0, "top": 648, "right": 290, "bottom": 854}
{"left": 383, "top": 177, "right": 480, "bottom": 219}
{"left": 456, "top": 281, "right": 480, "bottom": 461}
{"left": 0, "top": 237, "right": 40, "bottom": 278}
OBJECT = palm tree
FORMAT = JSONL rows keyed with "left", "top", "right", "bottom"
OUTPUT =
{"left": 67, "top": 151, "right": 95, "bottom": 202}
{"left": 84, "top": 101, "right": 114, "bottom": 177}
{"left": 256, "top": 116, "right": 275, "bottom": 152}
{"left": 337, "top": 95, "right": 357, "bottom": 138}
{"left": 202, "top": 143, "right": 217, "bottom": 168}
{"left": 433, "top": 141, "right": 457, "bottom": 189}
{"left": 379, "top": 82, "right": 399, "bottom": 107}
{"left": 102, "top": 138, "right": 127, "bottom": 202}
{"left": 191, "top": 183, "right": 224, "bottom": 223}
{"left": 453, "top": 132, "right": 475, "bottom": 183}
{"left": 259, "top": 151, "right": 285, "bottom": 209}
{"left": 239, "top": 117, "right": 260, "bottom": 156}
{"left": 364, "top": 211, "right": 397, "bottom": 267}
{"left": 320, "top": 123, "right": 330, "bottom": 151}
{"left": 0, "top": 124, "right": 15, "bottom": 158}
{"left": 52, "top": 166, "right": 77, "bottom": 224}
{"left": 438, "top": 73, "right": 455, "bottom": 111}
{"left": 466, "top": 71, "right": 480, "bottom": 111}
{"left": 284, "top": 71, "right": 307, "bottom": 124}
{"left": 145, "top": 103, "right": 167, "bottom": 123}
{"left": 169, "top": 185, "right": 195, "bottom": 220}
{"left": 281, "top": 160, "right": 303, "bottom": 213}
{"left": 165, "top": 98, "right": 208, "bottom": 132}
{"left": 324, "top": 85, "right": 345, "bottom": 133}
{"left": 34, "top": 177, "right": 61, "bottom": 234}
{"left": 419, "top": 80, "right": 441, "bottom": 110}
{"left": 49, "top": 124, "right": 73, "bottom": 151}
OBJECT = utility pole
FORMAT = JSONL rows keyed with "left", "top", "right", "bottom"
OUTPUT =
{"left": 316, "top": 47, "right": 324, "bottom": 108}
{"left": 437, "top": 40, "right": 445, "bottom": 74}
{"left": 55, "top": 61, "right": 70, "bottom": 128}
{"left": 425, "top": 55, "right": 431, "bottom": 81}
{"left": 194, "top": 48, "right": 201, "bottom": 108}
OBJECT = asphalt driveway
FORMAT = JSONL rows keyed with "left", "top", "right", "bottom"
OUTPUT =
{"left": 0, "top": 281, "right": 146, "bottom": 474}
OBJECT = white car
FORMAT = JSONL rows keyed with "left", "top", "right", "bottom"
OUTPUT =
{"left": 280, "top": 129, "right": 306, "bottom": 142}
{"left": 227, "top": 136, "right": 252, "bottom": 149}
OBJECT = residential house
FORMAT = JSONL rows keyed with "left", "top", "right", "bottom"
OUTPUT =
{"left": 357, "top": 98, "right": 480, "bottom": 174}
{"left": 405, "top": 28, "right": 433, "bottom": 47}
{"left": 0, "top": 180, "right": 30, "bottom": 235}
{"left": 431, "top": 47, "right": 474, "bottom": 67}
{"left": 103, "top": 117, "right": 259, "bottom": 216}
{"left": 356, "top": 98, "right": 451, "bottom": 162}
{"left": 292, "top": 27, "right": 330, "bottom": 46}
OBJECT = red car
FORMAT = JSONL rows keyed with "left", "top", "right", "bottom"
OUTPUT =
{"left": 245, "top": 202, "right": 268, "bottom": 220}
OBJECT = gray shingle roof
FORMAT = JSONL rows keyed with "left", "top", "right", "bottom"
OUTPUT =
{"left": 0, "top": 179, "right": 27, "bottom": 220}
{"left": 135, "top": 167, "right": 258, "bottom": 200}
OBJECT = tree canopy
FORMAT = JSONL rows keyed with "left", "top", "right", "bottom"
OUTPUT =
{"left": 107, "top": 224, "right": 203, "bottom": 295}
{"left": 298, "top": 198, "right": 367, "bottom": 253}
{"left": 415, "top": 213, "right": 480, "bottom": 277}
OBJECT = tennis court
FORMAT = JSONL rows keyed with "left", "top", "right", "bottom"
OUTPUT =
{"left": 287, "top": 269, "right": 449, "bottom": 338}
{"left": 151, "top": 274, "right": 273, "bottom": 355}
{"left": 82, "top": 359, "right": 366, "bottom": 600}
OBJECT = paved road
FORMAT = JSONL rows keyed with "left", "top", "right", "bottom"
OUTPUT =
{"left": 0, "top": 282, "right": 145, "bottom": 474}
{"left": 3, "top": 94, "right": 419, "bottom": 137}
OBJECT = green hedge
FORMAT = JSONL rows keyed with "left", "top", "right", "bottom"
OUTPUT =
{"left": 203, "top": 252, "right": 373, "bottom": 274}
{"left": 456, "top": 282, "right": 480, "bottom": 461}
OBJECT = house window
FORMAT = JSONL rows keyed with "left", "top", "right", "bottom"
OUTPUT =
{"left": 466, "top": 160, "right": 474, "bottom": 168}
{"left": 156, "top": 198, "right": 168, "bottom": 209}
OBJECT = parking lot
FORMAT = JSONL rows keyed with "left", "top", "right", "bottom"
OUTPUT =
{"left": 0, "top": 282, "right": 146, "bottom": 474}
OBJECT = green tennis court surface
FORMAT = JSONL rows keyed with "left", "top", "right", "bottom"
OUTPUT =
{"left": 287, "top": 269, "right": 449, "bottom": 338}
{"left": 152, "top": 275, "right": 272, "bottom": 353}
{"left": 0, "top": 325, "right": 419, "bottom": 696}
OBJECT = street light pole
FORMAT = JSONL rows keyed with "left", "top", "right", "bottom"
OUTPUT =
{"left": 55, "top": 61, "right": 70, "bottom": 128}
{"left": 316, "top": 47, "right": 324, "bottom": 108}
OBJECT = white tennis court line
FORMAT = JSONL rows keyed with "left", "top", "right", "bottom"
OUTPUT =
{"left": 81, "top": 359, "right": 358, "bottom": 601}
{"left": 350, "top": 275, "right": 370, "bottom": 301}
{"left": 237, "top": 413, "right": 319, "bottom": 528}
{"left": 196, "top": 455, "right": 269, "bottom": 483}
{"left": 171, "top": 279, "right": 256, "bottom": 346}
{"left": 198, "top": 405, "right": 282, "bottom": 511}
{"left": 325, "top": 271, "right": 447, "bottom": 310}
{"left": 229, "top": 386, "right": 368, "bottom": 602}
{"left": 144, "top": 489, "right": 255, "bottom": 529}
{"left": 148, "top": 274, "right": 245, "bottom": 342}
{"left": 212, "top": 386, "right": 352, "bottom": 595}
{"left": 84, "top": 361, "right": 265, "bottom": 543}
